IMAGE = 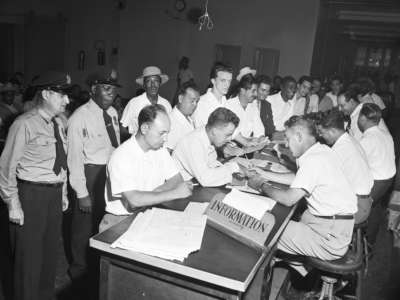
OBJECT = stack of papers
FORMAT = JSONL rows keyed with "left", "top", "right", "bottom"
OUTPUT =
{"left": 111, "top": 203, "right": 208, "bottom": 261}
{"left": 222, "top": 189, "right": 276, "bottom": 220}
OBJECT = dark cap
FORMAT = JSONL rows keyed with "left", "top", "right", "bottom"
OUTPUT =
{"left": 86, "top": 69, "right": 121, "bottom": 87}
{"left": 34, "top": 71, "right": 72, "bottom": 93}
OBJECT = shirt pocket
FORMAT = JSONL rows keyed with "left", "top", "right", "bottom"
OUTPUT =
{"left": 30, "top": 134, "right": 56, "bottom": 147}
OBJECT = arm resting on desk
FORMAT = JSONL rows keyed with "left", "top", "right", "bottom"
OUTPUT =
{"left": 121, "top": 174, "right": 192, "bottom": 210}
{"left": 254, "top": 168, "right": 295, "bottom": 186}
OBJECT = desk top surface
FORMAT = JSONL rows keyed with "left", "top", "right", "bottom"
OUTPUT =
{"left": 91, "top": 186, "right": 296, "bottom": 292}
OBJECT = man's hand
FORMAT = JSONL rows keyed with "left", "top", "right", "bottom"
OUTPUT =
{"left": 9, "top": 205, "right": 24, "bottom": 225}
{"left": 78, "top": 196, "right": 92, "bottom": 213}
{"left": 62, "top": 196, "right": 69, "bottom": 212}
{"left": 173, "top": 181, "right": 194, "bottom": 199}
{"left": 248, "top": 175, "right": 265, "bottom": 191}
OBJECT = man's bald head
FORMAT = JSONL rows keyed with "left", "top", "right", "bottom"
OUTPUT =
{"left": 284, "top": 116, "right": 318, "bottom": 158}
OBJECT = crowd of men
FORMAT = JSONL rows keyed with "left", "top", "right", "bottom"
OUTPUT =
{"left": 0, "top": 62, "right": 399, "bottom": 300}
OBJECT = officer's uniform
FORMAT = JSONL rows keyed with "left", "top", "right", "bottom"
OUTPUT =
{"left": 67, "top": 72, "right": 120, "bottom": 280}
{"left": 0, "top": 72, "right": 70, "bottom": 300}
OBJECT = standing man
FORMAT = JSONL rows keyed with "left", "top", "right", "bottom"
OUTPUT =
{"left": 121, "top": 66, "right": 171, "bottom": 135}
{"left": 357, "top": 103, "right": 396, "bottom": 245}
{"left": 267, "top": 76, "right": 296, "bottom": 132}
{"left": 255, "top": 75, "right": 275, "bottom": 138}
{"left": 165, "top": 82, "right": 200, "bottom": 151}
{"left": 67, "top": 70, "right": 121, "bottom": 282}
{"left": 319, "top": 75, "right": 343, "bottom": 112}
{"left": 192, "top": 62, "right": 233, "bottom": 128}
{"left": 292, "top": 76, "right": 312, "bottom": 116}
{"left": 317, "top": 110, "right": 374, "bottom": 224}
{"left": 0, "top": 71, "right": 70, "bottom": 300}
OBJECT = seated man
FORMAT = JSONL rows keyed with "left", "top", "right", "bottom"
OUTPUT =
{"left": 249, "top": 116, "right": 357, "bottom": 262}
{"left": 173, "top": 107, "right": 247, "bottom": 187}
{"left": 317, "top": 110, "right": 374, "bottom": 224}
{"left": 319, "top": 75, "right": 343, "bottom": 112}
{"left": 357, "top": 103, "right": 396, "bottom": 245}
{"left": 165, "top": 82, "right": 200, "bottom": 151}
{"left": 255, "top": 75, "right": 275, "bottom": 138}
{"left": 100, "top": 105, "right": 193, "bottom": 231}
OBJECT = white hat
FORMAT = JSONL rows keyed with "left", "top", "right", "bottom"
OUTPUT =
{"left": 136, "top": 66, "right": 169, "bottom": 86}
{"left": 236, "top": 67, "right": 256, "bottom": 81}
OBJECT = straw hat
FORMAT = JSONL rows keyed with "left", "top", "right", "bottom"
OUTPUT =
{"left": 136, "top": 66, "right": 169, "bottom": 86}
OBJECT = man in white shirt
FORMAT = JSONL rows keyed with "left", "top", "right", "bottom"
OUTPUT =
{"left": 100, "top": 105, "right": 193, "bottom": 231}
{"left": 338, "top": 89, "right": 388, "bottom": 141}
{"left": 292, "top": 76, "right": 312, "bottom": 116}
{"left": 225, "top": 73, "right": 265, "bottom": 146}
{"left": 317, "top": 110, "right": 374, "bottom": 224}
{"left": 165, "top": 82, "right": 200, "bottom": 151}
{"left": 67, "top": 70, "right": 121, "bottom": 281}
{"left": 121, "top": 66, "right": 172, "bottom": 135}
{"left": 319, "top": 76, "right": 343, "bottom": 112}
{"left": 358, "top": 103, "right": 396, "bottom": 245}
{"left": 267, "top": 76, "right": 296, "bottom": 132}
{"left": 173, "top": 107, "right": 249, "bottom": 187}
{"left": 192, "top": 63, "right": 232, "bottom": 128}
{"left": 249, "top": 116, "right": 356, "bottom": 262}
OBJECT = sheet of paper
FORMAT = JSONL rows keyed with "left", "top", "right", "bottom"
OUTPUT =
{"left": 111, "top": 207, "right": 207, "bottom": 262}
{"left": 184, "top": 202, "right": 209, "bottom": 215}
{"left": 222, "top": 189, "right": 276, "bottom": 220}
{"left": 226, "top": 184, "right": 261, "bottom": 195}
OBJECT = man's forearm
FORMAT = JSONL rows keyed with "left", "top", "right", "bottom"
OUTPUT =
{"left": 122, "top": 189, "right": 181, "bottom": 210}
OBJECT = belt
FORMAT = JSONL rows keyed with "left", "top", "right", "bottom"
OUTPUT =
{"left": 357, "top": 194, "right": 370, "bottom": 199}
{"left": 17, "top": 178, "right": 63, "bottom": 188}
{"left": 315, "top": 214, "right": 354, "bottom": 220}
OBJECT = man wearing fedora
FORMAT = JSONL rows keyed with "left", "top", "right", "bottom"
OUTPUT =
{"left": 67, "top": 70, "right": 121, "bottom": 289}
{"left": 121, "top": 66, "right": 172, "bottom": 135}
{"left": 0, "top": 71, "right": 70, "bottom": 300}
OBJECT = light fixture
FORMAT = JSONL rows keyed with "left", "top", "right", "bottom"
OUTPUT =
{"left": 198, "top": 0, "right": 213, "bottom": 31}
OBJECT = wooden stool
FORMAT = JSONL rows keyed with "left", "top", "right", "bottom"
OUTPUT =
{"left": 305, "top": 227, "right": 365, "bottom": 300}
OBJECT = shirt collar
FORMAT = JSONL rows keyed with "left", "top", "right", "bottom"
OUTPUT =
{"left": 298, "top": 142, "right": 321, "bottom": 165}
{"left": 199, "top": 127, "right": 213, "bottom": 150}
{"left": 37, "top": 107, "right": 53, "bottom": 123}
{"left": 173, "top": 106, "right": 194, "bottom": 127}
{"left": 333, "top": 132, "right": 348, "bottom": 148}
{"left": 351, "top": 103, "right": 363, "bottom": 118}
{"left": 363, "top": 125, "right": 379, "bottom": 135}
{"left": 206, "top": 88, "right": 226, "bottom": 104}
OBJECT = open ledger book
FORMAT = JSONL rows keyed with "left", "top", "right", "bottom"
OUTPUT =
{"left": 111, "top": 203, "right": 208, "bottom": 262}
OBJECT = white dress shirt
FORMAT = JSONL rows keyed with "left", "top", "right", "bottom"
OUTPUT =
{"left": 67, "top": 99, "right": 120, "bottom": 198}
{"left": 172, "top": 127, "right": 240, "bottom": 187}
{"left": 332, "top": 133, "right": 373, "bottom": 196}
{"left": 266, "top": 92, "right": 294, "bottom": 131}
{"left": 359, "top": 126, "right": 396, "bottom": 180}
{"left": 292, "top": 95, "right": 306, "bottom": 116}
{"left": 225, "top": 97, "right": 264, "bottom": 138}
{"left": 165, "top": 107, "right": 195, "bottom": 150}
{"left": 349, "top": 103, "right": 389, "bottom": 141}
{"left": 192, "top": 89, "right": 227, "bottom": 128}
{"left": 120, "top": 93, "right": 172, "bottom": 134}
{"left": 105, "top": 137, "right": 179, "bottom": 215}
{"left": 291, "top": 142, "right": 357, "bottom": 216}
{"left": 360, "top": 93, "right": 386, "bottom": 110}
{"left": 325, "top": 92, "right": 338, "bottom": 107}
{"left": 308, "top": 94, "right": 319, "bottom": 113}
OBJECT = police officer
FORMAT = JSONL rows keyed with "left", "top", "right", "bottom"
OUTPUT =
{"left": 67, "top": 70, "right": 120, "bottom": 284}
{"left": 0, "top": 71, "right": 70, "bottom": 300}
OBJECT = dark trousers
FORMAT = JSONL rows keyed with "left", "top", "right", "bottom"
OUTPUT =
{"left": 69, "top": 164, "right": 106, "bottom": 279}
{"left": 367, "top": 178, "right": 394, "bottom": 245}
{"left": 11, "top": 181, "right": 62, "bottom": 300}
{"left": 0, "top": 202, "right": 12, "bottom": 300}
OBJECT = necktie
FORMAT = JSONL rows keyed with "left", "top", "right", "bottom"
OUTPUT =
{"left": 103, "top": 110, "right": 119, "bottom": 148}
{"left": 345, "top": 116, "right": 351, "bottom": 132}
{"left": 303, "top": 95, "right": 310, "bottom": 115}
{"left": 52, "top": 118, "right": 67, "bottom": 175}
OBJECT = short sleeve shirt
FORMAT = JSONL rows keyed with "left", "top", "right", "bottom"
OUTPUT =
{"left": 266, "top": 92, "right": 294, "bottom": 131}
{"left": 291, "top": 143, "right": 357, "bottom": 216}
{"left": 165, "top": 107, "right": 195, "bottom": 150}
{"left": 105, "top": 137, "right": 179, "bottom": 215}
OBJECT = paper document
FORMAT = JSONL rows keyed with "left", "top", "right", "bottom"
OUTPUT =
{"left": 226, "top": 184, "right": 261, "bottom": 195}
{"left": 111, "top": 205, "right": 207, "bottom": 262}
{"left": 222, "top": 189, "right": 276, "bottom": 220}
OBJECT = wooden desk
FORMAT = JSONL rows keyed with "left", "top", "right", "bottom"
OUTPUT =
{"left": 90, "top": 187, "right": 296, "bottom": 300}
